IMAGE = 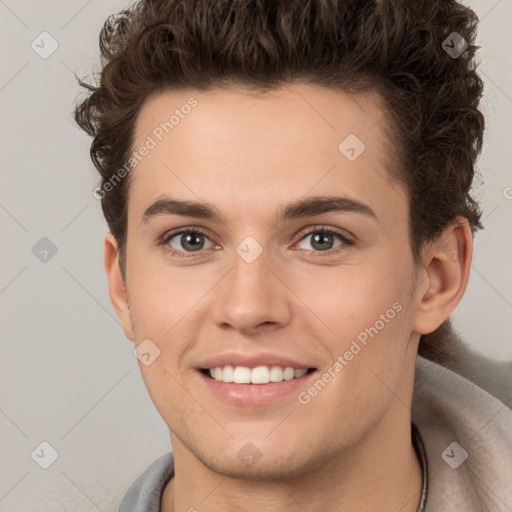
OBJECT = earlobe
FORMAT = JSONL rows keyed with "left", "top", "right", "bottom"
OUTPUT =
{"left": 104, "top": 232, "right": 135, "bottom": 341}
{"left": 412, "top": 217, "right": 472, "bottom": 335}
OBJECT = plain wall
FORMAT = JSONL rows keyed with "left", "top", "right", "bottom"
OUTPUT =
{"left": 1, "top": 1, "right": 511, "bottom": 510}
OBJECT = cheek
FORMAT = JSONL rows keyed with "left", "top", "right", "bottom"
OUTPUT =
{"left": 297, "top": 258, "right": 414, "bottom": 395}
{"left": 126, "top": 251, "right": 196, "bottom": 331}
{"left": 126, "top": 263, "right": 218, "bottom": 381}
{"left": 295, "top": 258, "right": 408, "bottom": 333}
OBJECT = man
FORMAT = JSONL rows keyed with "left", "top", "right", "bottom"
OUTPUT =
{"left": 74, "top": 0, "right": 512, "bottom": 510}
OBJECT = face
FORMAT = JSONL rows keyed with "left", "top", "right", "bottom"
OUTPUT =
{"left": 113, "top": 83, "right": 425, "bottom": 479}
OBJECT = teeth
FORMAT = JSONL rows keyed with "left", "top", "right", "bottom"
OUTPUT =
{"left": 251, "top": 366, "right": 270, "bottom": 384}
{"left": 222, "top": 365, "right": 234, "bottom": 383}
{"left": 269, "top": 366, "right": 283, "bottom": 382}
{"left": 283, "top": 367, "right": 295, "bottom": 380}
{"left": 233, "top": 366, "right": 251, "bottom": 383}
{"left": 206, "top": 365, "right": 310, "bottom": 384}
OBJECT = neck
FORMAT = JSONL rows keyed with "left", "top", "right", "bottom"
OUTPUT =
{"left": 161, "top": 406, "right": 423, "bottom": 512}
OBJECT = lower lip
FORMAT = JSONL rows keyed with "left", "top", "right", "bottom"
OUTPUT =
{"left": 196, "top": 370, "right": 318, "bottom": 406}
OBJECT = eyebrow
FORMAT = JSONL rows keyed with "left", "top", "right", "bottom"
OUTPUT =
{"left": 141, "top": 195, "right": 378, "bottom": 226}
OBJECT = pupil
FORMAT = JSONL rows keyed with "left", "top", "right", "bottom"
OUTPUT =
{"left": 183, "top": 233, "right": 204, "bottom": 251}
{"left": 312, "top": 233, "right": 332, "bottom": 251}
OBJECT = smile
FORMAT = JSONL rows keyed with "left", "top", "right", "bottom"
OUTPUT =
{"left": 202, "top": 365, "right": 315, "bottom": 384}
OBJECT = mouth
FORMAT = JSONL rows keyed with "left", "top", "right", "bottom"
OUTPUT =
{"left": 196, "top": 363, "right": 319, "bottom": 406}
{"left": 194, "top": 352, "right": 320, "bottom": 405}
{"left": 200, "top": 365, "right": 317, "bottom": 384}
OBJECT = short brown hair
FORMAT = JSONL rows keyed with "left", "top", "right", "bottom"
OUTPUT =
{"left": 74, "top": 0, "right": 485, "bottom": 360}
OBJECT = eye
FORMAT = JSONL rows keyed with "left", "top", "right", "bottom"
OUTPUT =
{"left": 160, "top": 228, "right": 216, "bottom": 257}
{"left": 295, "top": 226, "right": 353, "bottom": 255}
{"left": 159, "top": 225, "right": 354, "bottom": 259}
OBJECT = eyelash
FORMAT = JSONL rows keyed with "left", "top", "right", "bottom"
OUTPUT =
{"left": 159, "top": 226, "right": 354, "bottom": 259}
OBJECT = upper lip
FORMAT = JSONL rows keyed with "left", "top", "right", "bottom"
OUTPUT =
{"left": 196, "top": 352, "right": 317, "bottom": 370}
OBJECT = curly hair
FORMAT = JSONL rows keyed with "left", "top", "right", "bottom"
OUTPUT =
{"left": 73, "top": 0, "right": 485, "bottom": 362}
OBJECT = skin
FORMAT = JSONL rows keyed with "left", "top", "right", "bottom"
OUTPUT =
{"left": 104, "top": 83, "right": 472, "bottom": 512}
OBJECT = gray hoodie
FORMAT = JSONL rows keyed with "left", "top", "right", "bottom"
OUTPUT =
{"left": 118, "top": 351, "right": 512, "bottom": 511}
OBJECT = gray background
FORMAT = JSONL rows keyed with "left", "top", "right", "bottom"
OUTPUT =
{"left": 1, "top": 0, "right": 511, "bottom": 510}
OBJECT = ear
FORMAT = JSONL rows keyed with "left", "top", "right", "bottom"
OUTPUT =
{"left": 412, "top": 216, "right": 473, "bottom": 335}
{"left": 104, "top": 232, "right": 135, "bottom": 341}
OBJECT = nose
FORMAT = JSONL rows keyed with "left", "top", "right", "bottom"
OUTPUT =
{"left": 210, "top": 243, "right": 292, "bottom": 337}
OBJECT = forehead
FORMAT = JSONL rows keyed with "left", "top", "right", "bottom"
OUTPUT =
{"left": 128, "top": 83, "right": 406, "bottom": 227}
{"left": 133, "top": 83, "right": 391, "bottom": 160}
